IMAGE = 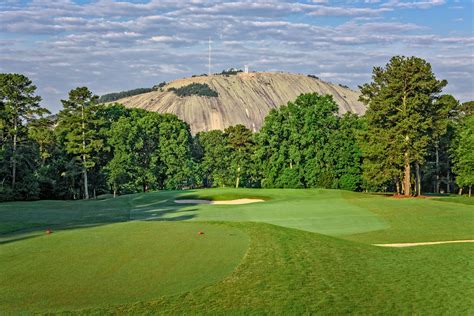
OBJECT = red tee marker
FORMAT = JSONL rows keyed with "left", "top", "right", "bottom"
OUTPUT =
{"left": 198, "top": 231, "right": 204, "bottom": 235}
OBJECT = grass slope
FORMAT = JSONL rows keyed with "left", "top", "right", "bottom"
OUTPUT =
{"left": 0, "top": 222, "right": 249, "bottom": 313}
{"left": 80, "top": 223, "right": 473, "bottom": 315}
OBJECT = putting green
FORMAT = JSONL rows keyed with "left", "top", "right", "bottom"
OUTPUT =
{"left": 0, "top": 221, "right": 249, "bottom": 312}
{"left": 131, "top": 189, "right": 389, "bottom": 236}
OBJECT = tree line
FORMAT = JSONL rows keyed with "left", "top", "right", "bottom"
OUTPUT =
{"left": 0, "top": 56, "right": 472, "bottom": 201}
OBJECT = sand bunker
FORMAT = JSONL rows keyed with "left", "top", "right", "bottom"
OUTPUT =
{"left": 174, "top": 198, "right": 264, "bottom": 205}
{"left": 374, "top": 240, "right": 474, "bottom": 248}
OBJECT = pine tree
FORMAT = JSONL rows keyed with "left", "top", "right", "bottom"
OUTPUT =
{"left": 359, "top": 56, "right": 447, "bottom": 196}
{"left": 0, "top": 73, "right": 48, "bottom": 199}
{"left": 58, "top": 87, "right": 103, "bottom": 199}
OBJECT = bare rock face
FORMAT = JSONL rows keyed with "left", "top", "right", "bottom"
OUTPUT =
{"left": 115, "top": 72, "right": 365, "bottom": 134}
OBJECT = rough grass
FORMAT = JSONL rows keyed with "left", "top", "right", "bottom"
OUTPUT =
{"left": 0, "top": 222, "right": 249, "bottom": 313}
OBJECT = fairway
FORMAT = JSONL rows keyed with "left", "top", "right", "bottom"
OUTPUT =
{"left": 0, "top": 189, "right": 473, "bottom": 314}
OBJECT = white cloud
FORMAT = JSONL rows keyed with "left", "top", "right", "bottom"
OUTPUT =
{"left": 0, "top": 0, "right": 472, "bottom": 110}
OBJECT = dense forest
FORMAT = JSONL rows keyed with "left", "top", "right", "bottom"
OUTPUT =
{"left": 0, "top": 56, "right": 473, "bottom": 201}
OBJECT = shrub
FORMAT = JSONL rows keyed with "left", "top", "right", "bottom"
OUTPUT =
{"left": 168, "top": 83, "right": 218, "bottom": 97}
{"left": 219, "top": 68, "right": 243, "bottom": 76}
{"left": 99, "top": 88, "right": 154, "bottom": 103}
{"left": 152, "top": 82, "right": 167, "bottom": 90}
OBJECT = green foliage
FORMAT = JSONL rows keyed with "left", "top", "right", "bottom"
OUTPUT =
{"left": 0, "top": 73, "right": 49, "bottom": 200}
{"left": 152, "top": 82, "right": 167, "bottom": 90}
{"left": 460, "top": 100, "right": 474, "bottom": 116}
{"left": 225, "top": 124, "right": 256, "bottom": 188}
{"left": 106, "top": 109, "right": 192, "bottom": 193}
{"left": 58, "top": 87, "right": 104, "bottom": 199}
{"left": 451, "top": 115, "right": 474, "bottom": 190}
{"left": 359, "top": 56, "right": 447, "bottom": 195}
{"left": 194, "top": 125, "right": 257, "bottom": 188}
{"left": 158, "top": 114, "right": 193, "bottom": 189}
{"left": 98, "top": 88, "right": 154, "bottom": 103}
{"left": 218, "top": 68, "right": 243, "bottom": 76}
{"left": 168, "top": 83, "right": 218, "bottom": 97}
{"left": 257, "top": 93, "right": 363, "bottom": 190}
{"left": 194, "top": 130, "right": 230, "bottom": 187}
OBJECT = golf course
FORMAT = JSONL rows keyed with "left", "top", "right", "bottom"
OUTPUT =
{"left": 1, "top": 189, "right": 473, "bottom": 314}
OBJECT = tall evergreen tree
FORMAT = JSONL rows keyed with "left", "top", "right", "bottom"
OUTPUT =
{"left": 58, "top": 87, "right": 103, "bottom": 199}
{"left": 359, "top": 56, "right": 447, "bottom": 196}
{"left": 0, "top": 73, "right": 48, "bottom": 199}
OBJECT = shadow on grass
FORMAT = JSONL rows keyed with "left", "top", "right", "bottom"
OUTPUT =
{"left": 0, "top": 191, "right": 201, "bottom": 245}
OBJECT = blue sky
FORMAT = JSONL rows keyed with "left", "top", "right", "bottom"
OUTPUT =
{"left": 1, "top": 0, "right": 472, "bottom": 112}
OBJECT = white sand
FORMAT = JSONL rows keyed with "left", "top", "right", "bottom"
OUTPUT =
{"left": 374, "top": 240, "right": 474, "bottom": 248}
{"left": 174, "top": 198, "right": 264, "bottom": 205}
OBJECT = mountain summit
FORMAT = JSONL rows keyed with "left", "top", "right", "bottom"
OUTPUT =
{"left": 115, "top": 72, "right": 365, "bottom": 134}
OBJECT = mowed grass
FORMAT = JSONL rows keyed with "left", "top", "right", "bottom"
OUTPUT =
{"left": 53, "top": 223, "right": 474, "bottom": 314}
{"left": 0, "top": 189, "right": 473, "bottom": 314}
{"left": 0, "top": 222, "right": 249, "bottom": 312}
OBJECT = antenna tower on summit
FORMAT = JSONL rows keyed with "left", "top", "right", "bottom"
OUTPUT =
{"left": 208, "top": 37, "right": 212, "bottom": 76}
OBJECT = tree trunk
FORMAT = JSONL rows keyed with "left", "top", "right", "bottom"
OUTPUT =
{"left": 415, "top": 162, "right": 421, "bottom": 196}
{"left": 395, "top": 179, "right": 400, "bottom": 195}
{"left": 81, "top": 105, "right": 89, "bottom": 200}
{"left": 12, "top": 116, "right": 17, "bottom": 190}
{"left": 113, "top": 188, "right": 117, "bottom": 198}
{"left": 235, "top": 166, "right": 241, "bottom": 188}
{"left": 83, "top": 165, "right": 89, "bottom": 200}
{"left": 403, "top": 152, "right": 411, "bottom": 196}
{"left": 469, "top": 186, "right": 472, "bottom": 198}
{"left": 435, "top": 141, "right": 440, "bottom": 194}
{"left": 446, "top": 170, "right": 450, "bottom": 194}
{"left": 459, "top": 187, "right": 463, "bottom": 195}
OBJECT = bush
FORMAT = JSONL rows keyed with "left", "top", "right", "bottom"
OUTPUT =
{"left": 276, "top": 168, "right": 304, "bottom": 188}
{"left": 219, "top": 68, "right": 243, "bottom": 76}
{"left": 99, "top": 88, "right": 154, "bottom": 103}
{"left": 152, "top": 82, "right": 167, "bottom": 90}
{"left": 338, "top": 173, "right": 361, "bottom": 191}
{"left": 168, "top": 83, "right": 218, "bottom": 97}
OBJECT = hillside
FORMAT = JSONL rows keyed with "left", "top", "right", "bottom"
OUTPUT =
{"left": 114, "top": 72, "right": 366, "bottom": 134}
